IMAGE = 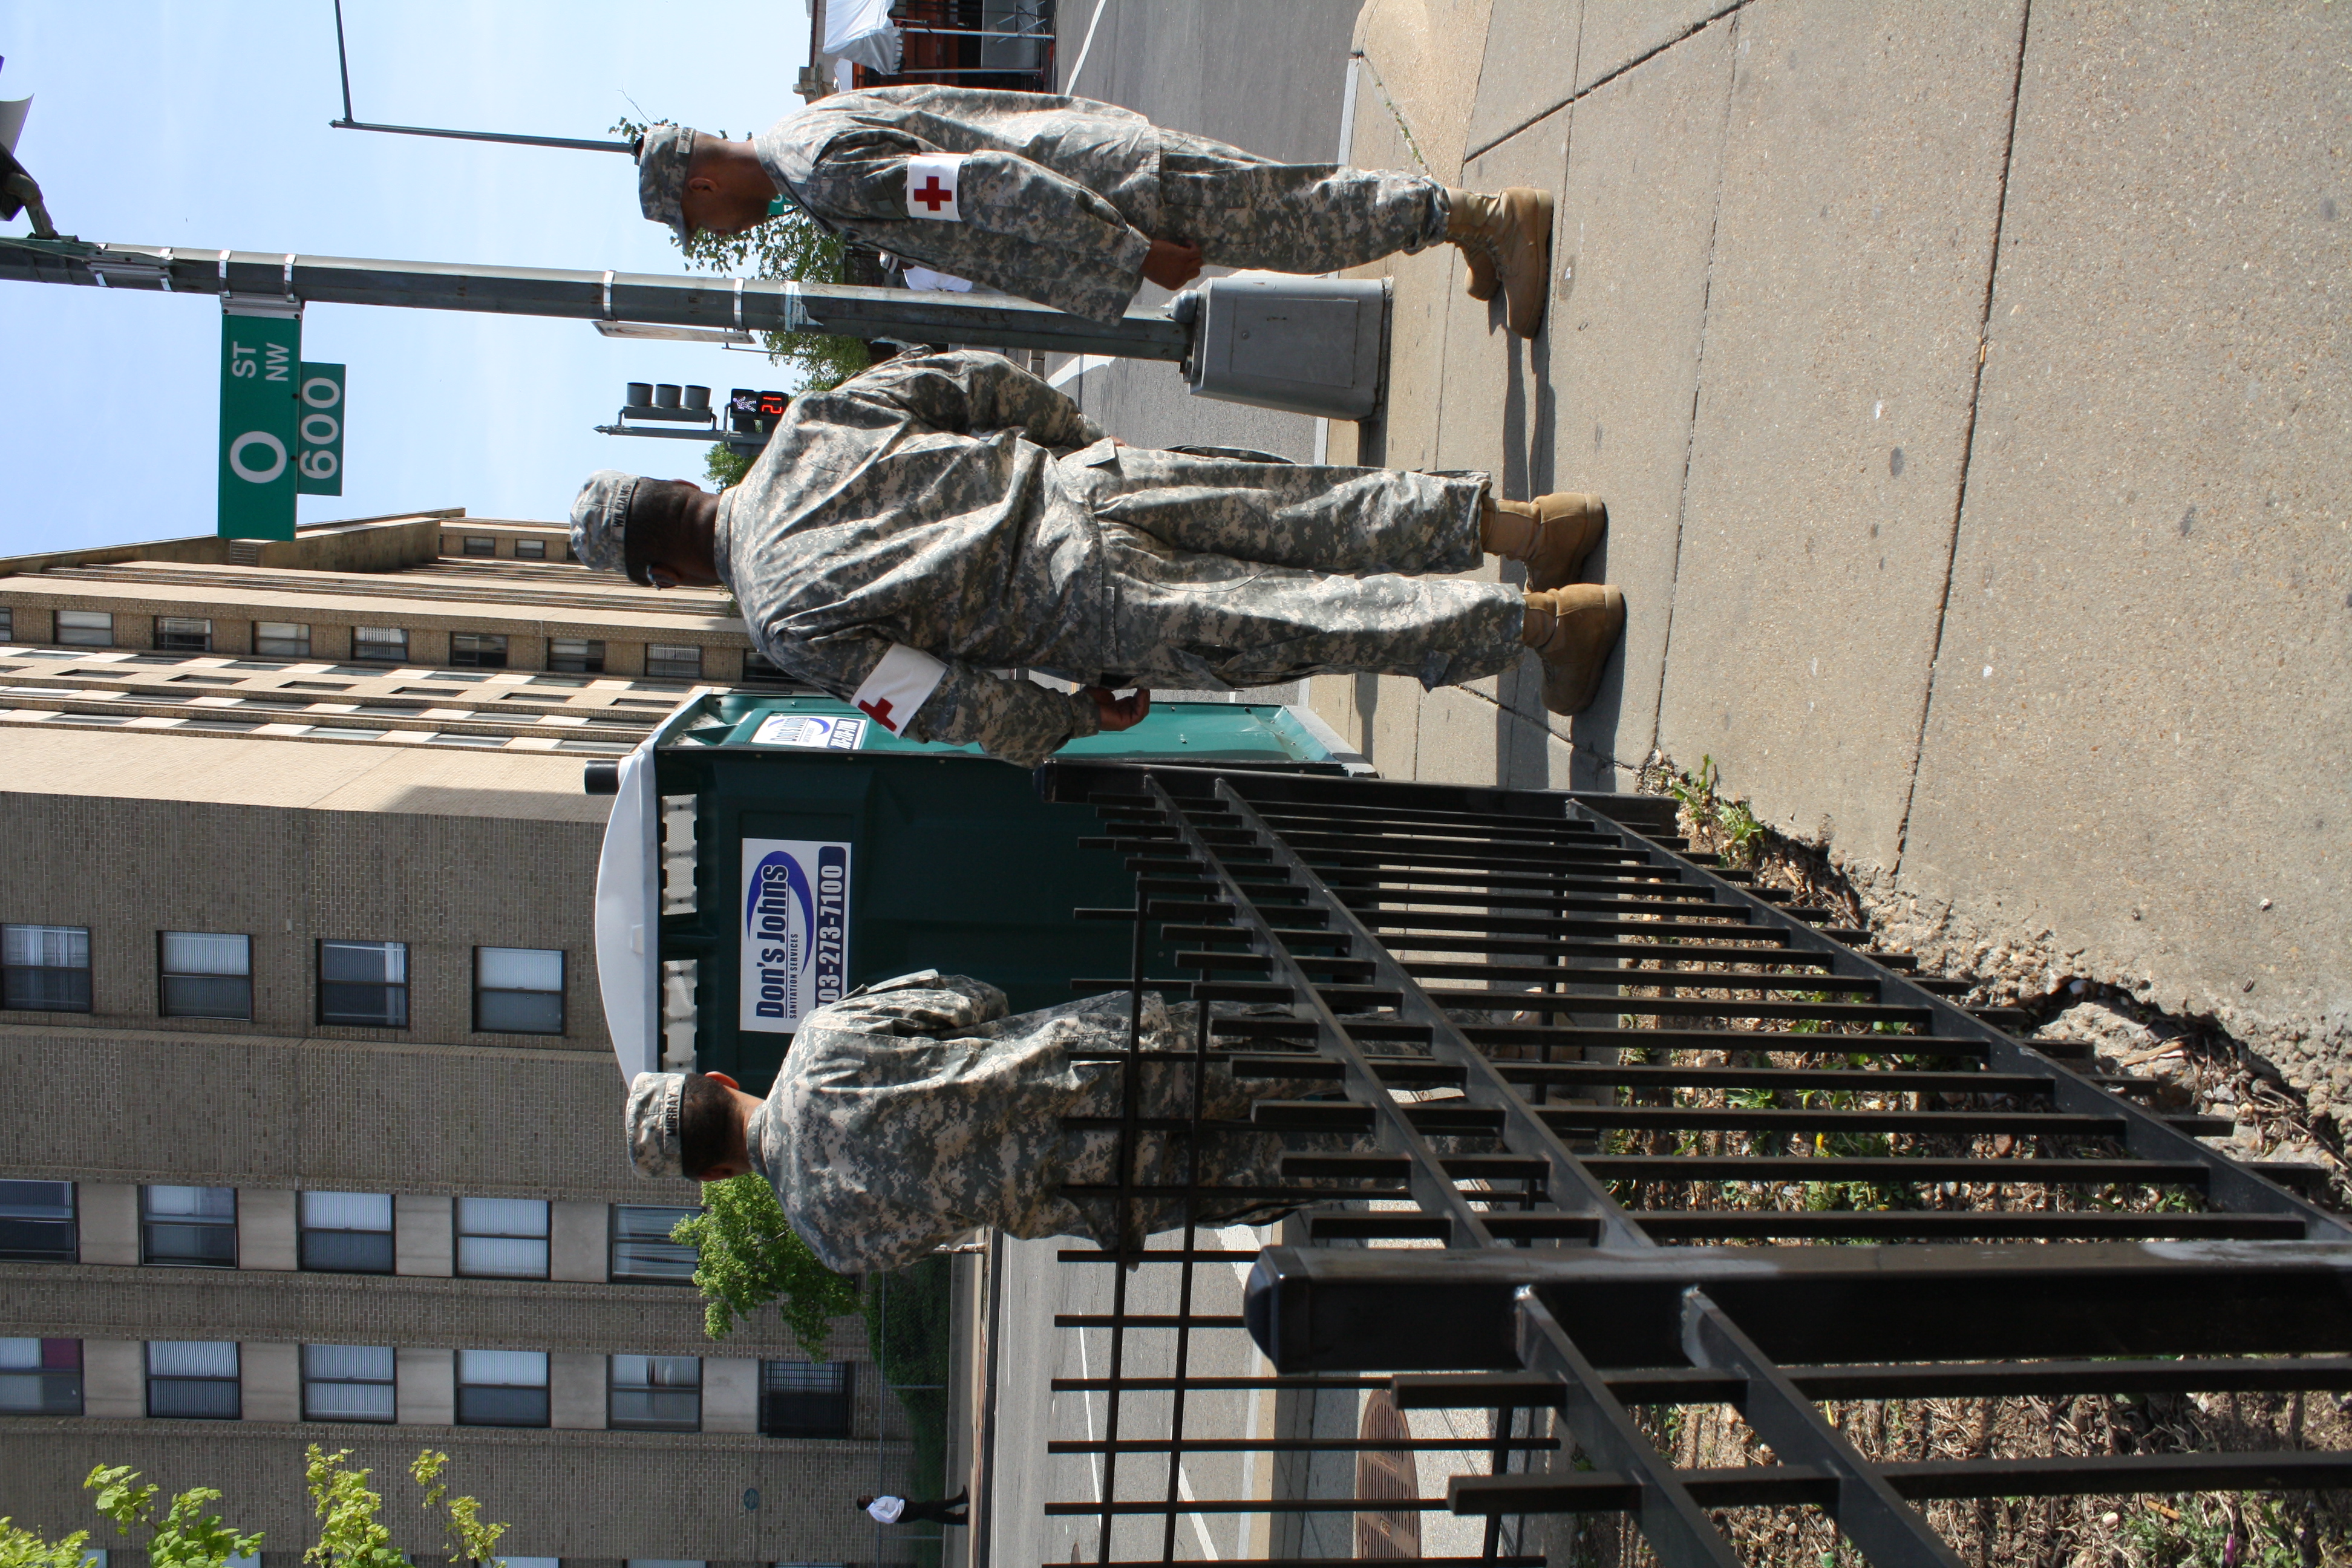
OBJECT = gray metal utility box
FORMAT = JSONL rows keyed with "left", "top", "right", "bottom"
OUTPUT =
{"left": 1174, "top": 272, "right": 1390, "bottom": 420}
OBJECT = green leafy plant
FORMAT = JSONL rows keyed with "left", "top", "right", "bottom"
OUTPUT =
{"left": 0, "top": 1519, "right": 92, "bottom": 1568}
{"left": 1714, "top": 797, "right": 1764, "bottom": 867}
{"left": 704, "top": 443, "right": 755, "bottom": 490}
{"left": 1664, "top": 755, "right": 1767, "bottom": 867}
{"left": 2118, "top": 1494, "right": 2304, "bottom": 1568}
{"left": 612, "top": 117, "right": 872, "bottom": 394}
{"left": 673, "top": 1172, "right": 860, "bottom": 1353}
{"left": 85, "top": 1466, "right": 261, "bottom": 1568}
{"left": 299, "top": 1448, "right": 402, "bottom": 1568}
{"left": 410, "top": 1454, "right": 505, "bottom": 1567}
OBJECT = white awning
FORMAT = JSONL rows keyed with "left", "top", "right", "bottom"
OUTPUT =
{"left": 593, "top": 738, "right": 662, "bottom": 1080}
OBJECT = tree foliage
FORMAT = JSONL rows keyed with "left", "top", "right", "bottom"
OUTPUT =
{"left": 9, "top": 1451, "right": 504, "bottom": 1568}
{"left": 299, "top": 1448, "right": 402, "bottom": 1568}
{"left": 85, "top": 1466, "right": 262, "bottom": 1568}
{"left": 301, "top": 1446, "right": 507, "bottom": 1568}
{"left": 611, "top": 117, "right": 872, "bottom": 394}
{"left": 0, "top": 1519, "right": 91, "bottom": 1568}
{"left": 704, "top": 443, "right": 755, "bottom": 491}
{"left": 672, "top": 1172, "right": 860, "bottom": 1353}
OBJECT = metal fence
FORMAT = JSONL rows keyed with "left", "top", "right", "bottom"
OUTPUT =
{"left": 1030, "top": 760, "right": 2352, "bottom": 1568}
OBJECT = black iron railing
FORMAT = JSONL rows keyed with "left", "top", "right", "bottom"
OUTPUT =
{"left": 1032, "top": 761, "right": 2352, "bottom": 1568}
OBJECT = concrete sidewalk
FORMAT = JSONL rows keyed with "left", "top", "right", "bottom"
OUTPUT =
{"left": 1311, "top": 0, "right": 2347, "bottom": 1091}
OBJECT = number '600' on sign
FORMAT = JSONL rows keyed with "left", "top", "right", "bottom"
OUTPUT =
{"left": 296, "top": 362, "right": 345, "bottom": 497}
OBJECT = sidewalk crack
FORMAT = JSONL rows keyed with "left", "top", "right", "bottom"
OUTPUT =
{"left": 1889, "top": 0, "right": 2034, "bottom": 877}
{"left": 1649, "top": 5, "right": 1746, "bottom": 765}
{"left": 1352, "top": 50, "right": 1431, "bottom": 174}
{"left": 1462, "top": 0, "right": 1746, "bottom": 164}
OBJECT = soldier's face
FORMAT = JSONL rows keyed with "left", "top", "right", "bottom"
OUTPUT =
{"left": 682, "top": 176, "right": 763, "bottom": 238}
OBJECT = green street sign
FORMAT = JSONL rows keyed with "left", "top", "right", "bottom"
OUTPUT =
{"left": 218, "top": 309, "right": 300, "bottom": 540}
{"left": 296, "top": 361, "right": 345, "bottom": 497}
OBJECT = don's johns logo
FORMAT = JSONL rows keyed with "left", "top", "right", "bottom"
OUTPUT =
{"left": 739, "top": 840, "right": 851, "bottom": 1031}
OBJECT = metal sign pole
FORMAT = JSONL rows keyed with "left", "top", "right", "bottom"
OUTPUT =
{"left": 1, "top": 235, "right": 1195, "bottom": 362}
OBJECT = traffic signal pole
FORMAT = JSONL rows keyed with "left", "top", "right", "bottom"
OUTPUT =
{"left": 0, "top": 235, "right": 1195, "bottom": 362}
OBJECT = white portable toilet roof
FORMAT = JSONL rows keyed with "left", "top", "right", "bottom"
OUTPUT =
{"left": 593, "top": 737, "right": 662, "bottom": 1081}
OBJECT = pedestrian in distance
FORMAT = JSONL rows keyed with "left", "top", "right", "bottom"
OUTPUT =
{"left": 858, "top": 1491, "right": 971, "bottom": 1527}
{"left": 633, "top": 85, "right": 1554, "bottom": 337}
{"left": 568, "top": 349, "right": 1626, "bottom": 770}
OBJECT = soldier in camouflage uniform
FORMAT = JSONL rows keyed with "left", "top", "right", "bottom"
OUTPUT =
{"left": 624, "top": 972, "right": 1335, "bottom": 1275}
{"left": 635, "top": 88, "right": 1555, "bottom": 336}
{"left": 570, "top": 350, "right": 1625, "bottom": 768}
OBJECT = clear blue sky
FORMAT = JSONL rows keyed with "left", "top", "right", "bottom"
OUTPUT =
{"left": 0, "top": 0, "right": 814, "bottom": 553}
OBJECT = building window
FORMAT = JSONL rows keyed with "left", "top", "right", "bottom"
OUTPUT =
{"left": 645, "top": 644, "right": 702, "bottom": 680}
{"left": 301, "top": 1344, "right": 396, "bottom": 1423}
{"left": 548, "top": 638, "right": 605, "bottom": 675}
{"left": 0, "top": 1181, "right": 76, "bottom": 1263}
{"left": 451, "top": 633, "right": 508, "bottom": 669}
{"left": 4, "top": 924, "right": 91, "bottom": 1013}
{"left": 513, "top": 539, "right": 547, "bottom": 560}
{"left": 456, "top": 1350, "right": 547, "bottom": 1427}
{"left": 55, "top": 609, "right": 113, "bottom": 647}
{"left": 318, "top": 940, "right": 407, "bottom": 1027}
{"left": 740, "top": 650, "right": 806, "bottom": 688}
{"left": 158, "top": 932, "right": 253, "bottom": 1021}
{"left": 147, "top": 1341, "right": 241, "bottom": 1419}
{"left": 0, "top": 606, "right": 12, "bottom": 641}
{"left": 299, "top": 1191, "right": 394, "bottom": 1274}
{"left": 759, "top": 1360, "right": 855, "bottom": 1438}
{"left": 0, "top": 1338, "right": 81, "bottom": 1416}
{"left": 456, "top": 1197, "right": 549, "bottom": 1279}
{"left": 609, "top": 1355, "right": 701, "bottom": 1431}
{"left": 609, "top": 1206, "right": 697, "bottom": 1284}
{"left": 351, "top": 626, "right": 408, "bottom": 662}
{"left": 155, "top": 617, "right": 214, "bottom": 653}
{"left": 142, "top": 1186, "right": 237, "bottom": 1267}
{"left": 462, "top": 537, "right": 497, "bottom": 557}
{"left": 256, "top": 621, "right": 312, "bottom": 658}
{"left": 475, "top": 947, "right": 563, "bottom": 1034}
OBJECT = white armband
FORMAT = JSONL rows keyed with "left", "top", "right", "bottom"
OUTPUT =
{"left": 851, "top": 644, "right": 949, "bottom": 734}
{"left": 904, "top": 153, "right": 967, "bottom": 221}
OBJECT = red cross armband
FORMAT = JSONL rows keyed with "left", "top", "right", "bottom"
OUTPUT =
{"left": 904, "top": 154, "right": 966, "bottom": 221}
{"left": 850, "top": 644, "right": 949, "bottom": 734}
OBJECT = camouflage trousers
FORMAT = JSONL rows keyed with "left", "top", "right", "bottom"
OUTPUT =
{"left": 1055, "top": 1000, "right": 1356, "bottom": 1253}
{"left": 1152, "top": 128, "right": 1451, "bottom": 272}
{"left": 1055, "top": 445, "right": 1527, "bottom": 693}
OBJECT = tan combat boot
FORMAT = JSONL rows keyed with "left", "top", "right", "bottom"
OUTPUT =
{"left": 1485, "top": 492, "right": 1609, "bottom": 592}
{"left": 1445, "top": 187, "right": 1554, "bottom": 337}
{"left": 1523, "top": 584, "right": 1626, "bottom": 716}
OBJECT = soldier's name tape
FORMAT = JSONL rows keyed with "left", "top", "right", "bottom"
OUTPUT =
{"left": 852, "top": 644, "right": 949, "bottom": 734}
{"left": 904, "top": 154, "right": 967, "bottom": 221}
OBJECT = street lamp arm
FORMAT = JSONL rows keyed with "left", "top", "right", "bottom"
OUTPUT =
{"left": 0, "top": 235, "right": 1195, "bottom": 362}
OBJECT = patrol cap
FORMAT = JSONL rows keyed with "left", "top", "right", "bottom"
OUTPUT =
{"left": 625, "top": 1071, "right": 688, "bottom": 1180}
{"left": 638, "top": 124, "right": 700, "bottom": 238}
{"left": 569, "top": 469, "right": 652, "bottom": 584}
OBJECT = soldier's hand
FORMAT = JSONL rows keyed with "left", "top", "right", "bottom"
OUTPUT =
{"left": 1086, "top": 687, "right": 1151, "bottom": 731}
{"left": 1141, "top": 238, "right": 1203, "bottom": 290}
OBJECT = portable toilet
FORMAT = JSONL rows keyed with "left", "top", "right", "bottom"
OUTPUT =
{"left": 591, "top": 691, "right": 1361, "bottom": 1090}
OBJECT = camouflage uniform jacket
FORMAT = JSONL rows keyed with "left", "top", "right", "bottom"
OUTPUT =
{"left": 716, "top": 350, "right": 1114, "bottom": 768}
{"left": 755, "top": 86, "right": 1160, "bottom": 322}
{"left": 745, "top": 972, "right": 1301, "bottom": 1275}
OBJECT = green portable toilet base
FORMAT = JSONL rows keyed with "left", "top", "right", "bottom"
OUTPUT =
{"left": 594, "top": 694, "right": 1359, "bottom": 1093}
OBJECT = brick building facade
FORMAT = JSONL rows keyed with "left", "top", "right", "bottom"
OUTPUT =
{"left": 0, "top": 517, "right": 899, "bottom": 1568}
